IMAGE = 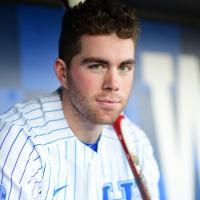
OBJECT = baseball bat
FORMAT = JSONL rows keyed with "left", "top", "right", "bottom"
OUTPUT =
{"left": 113, "top": 115, "right": 151, "bottom": 200}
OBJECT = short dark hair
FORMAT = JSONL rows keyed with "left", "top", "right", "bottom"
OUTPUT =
{"left": 59, "top": 0, "right": 139, "bottom": 66}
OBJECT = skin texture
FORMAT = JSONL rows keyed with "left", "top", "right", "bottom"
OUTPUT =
{"left": 55, "top": 33, "right": 135, "bottom": 143}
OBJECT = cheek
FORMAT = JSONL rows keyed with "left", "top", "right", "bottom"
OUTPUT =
{"left": 121, "top": 76, "right": 134, "bottom": 95}
{"left": 72, "top": 72, "right": 101, "bottom": 94}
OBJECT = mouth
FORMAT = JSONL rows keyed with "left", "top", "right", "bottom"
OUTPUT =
{"left": 96, "top": 99, "right": 121, "bottom": 109}
{"left": 97, "top": 99, "right": 120, "bottom": 103}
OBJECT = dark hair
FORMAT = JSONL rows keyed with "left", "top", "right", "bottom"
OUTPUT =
{"left": 59, "top": 0, "right": 139, "bottom": 66}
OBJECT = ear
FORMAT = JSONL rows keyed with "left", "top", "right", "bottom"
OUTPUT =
{"left": 54, "top": 58, "right": 68, "bottom": 88}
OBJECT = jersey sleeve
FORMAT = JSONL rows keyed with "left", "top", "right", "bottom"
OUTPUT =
{"left": 0, "top": 120, "right": 43, "bottom": 200}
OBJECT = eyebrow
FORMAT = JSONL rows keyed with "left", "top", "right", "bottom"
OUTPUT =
{"left": 120, "top": 59, "right": 135, "bottom": 66}
{"left": 81, "top": 57, "right": 135, "bottom": 66}
{"left": 81, "top": 57, "right": 109, "bottom": 65}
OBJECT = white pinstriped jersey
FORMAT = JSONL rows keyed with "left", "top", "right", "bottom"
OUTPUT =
{"left": 0, "top": 90, "right": 159, "bottom": 200}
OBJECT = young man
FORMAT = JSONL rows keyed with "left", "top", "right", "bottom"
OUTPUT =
{"left": 0, "top": 0, "right": 159, "bottom": 199}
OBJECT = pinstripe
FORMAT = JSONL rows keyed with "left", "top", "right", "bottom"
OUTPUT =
{"left": 83, "top": 145, "right": 86, "bottom": 199}
{"left": 33, "top": 187, "right": 41, "bottom": 200}
{"left": 1, "top": 128, "right": 23, "bottom": 183}
{"left": 42, "top": 162, "right": 46, "bottom": 180}
{"left": 31, "top": 177, "right": 43, "bottom": 198}
{"left": 12, "top": 109, "right": 62, "bottom": 124}
{"left": 34, "top": 136, "right": 75, "bottom": 147}
{"left": 85, "top": 154, "right": 90, "bottom": 199}
{"left": 8, "top": 136, "right": 31, "bottom": 198}
{"left": 40, "top": 96, "right": 59, "bottom": 101}
{"left": 33, "top": 127, "right": 69, "bottom": 139}
{"left": 19, "top": 149, "right": 35, "bottom": 184}
{"left": 19, "top": 118, "right": 28, "bottom": 127}
{"left": 19, "top": 99, "right": 60, "bottom": 110}
{"left": 26, "top": 108, "right": 63, "bottom": 122}
{"left": 27, "top": 166, "right": 42, "bottom": 185}
{"left": 9, "top": 112, "right": 23, "bottom": 124}
{"left": 0, "top": 124, "right": 14, "bottom": 149}
{"left": 44, "top": 162, "right": 52, "bottom": 200}
{"left": 31, "top": 183, "right": 38, "bottom": 196}
{"left": 11, "top": 136, "right": 31, "bottom": 177}
{"left": 28, "top": 126, "right": 33, "bottom": 132}
{"left": 40, "top": 100, "right": 60, "bottom": 104}
{"left": 33, "top": 179, "right": 43, "bottom": 185}
{"left": 43, "top": 108, "right": 62, "bottom": 113}
{"left": 33, "top": 156, "right": 40, "bottom": 161}
{"left": 18, "top": 186, "right": 22, "bottom": 200}
{"left": 24, "top": 107, "right": 42, "bottom": 115}
{"left": 25, "top": 107, "right": 62, "bottom": 116}
{"left": 0, "top": 109, "right": 18, "bottom": 121}
{"left": 31, "top": 117, "right": 65, "bottom": 130}
{"left": 1, "top": 104, "right": 37, "bottom": 123}
{"left": 57, "top": 145, "right": 61, "bottom": 193}
{"left": 0, "top": 121, "right": 6, "bottom": 131}
{"left": 48, "top": 147, "right": 51, "bottom": 155}
{"left": 101, "top": 135, "right": 118, "bottom": 141}
{"left": 74, "top": 140, "right": 77, "bottom": 200}
{"left": 20, "top": 102, "right": 41, "bottom": 110}
{"left": 28, "top": 115, "right": 47, "bottom": 122}
{"left": 64, "top": 141, "right": 68, "bottom": 199}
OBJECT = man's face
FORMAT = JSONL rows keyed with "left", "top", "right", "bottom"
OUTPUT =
{"left": 65, "top": 33, "right": 135, "bottom": 124}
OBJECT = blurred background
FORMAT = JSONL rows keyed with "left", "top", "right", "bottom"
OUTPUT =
{"left": 0, "top": 0, "right": 200, "bottom": 199}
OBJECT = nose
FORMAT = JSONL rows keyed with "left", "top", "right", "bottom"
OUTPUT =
{"left": 102, "top": 69, "right": 119, "bottom": 91}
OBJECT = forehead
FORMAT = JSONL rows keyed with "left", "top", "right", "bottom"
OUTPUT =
{"left": 78, "top": 34, "right": 135, "bottom": 60}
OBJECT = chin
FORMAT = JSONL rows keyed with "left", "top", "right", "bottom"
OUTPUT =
{"left": 91, "top": 113, "right": 120, "bottom": 125}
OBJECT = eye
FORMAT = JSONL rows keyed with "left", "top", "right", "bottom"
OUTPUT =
{"left": 119, "top": 64, "right": 133, "bottom": 72}
{"left": 88, "top": 64, "right": 105, "bottom": 71}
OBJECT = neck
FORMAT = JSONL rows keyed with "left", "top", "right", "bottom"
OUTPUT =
{"left": 61, "top": 90, "right": 103, "bottom": 144}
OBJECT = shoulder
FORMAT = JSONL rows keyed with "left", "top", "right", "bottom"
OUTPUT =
{"left": 102, "top": 115, "right": 150, "bottom": 141}
{"left": 0, "top": 90, "right": 67, "bottom": 144}
{"left": 102, "top": 115, "right": 152, "bottom": 152}
{"left": 0, "top": 90, "right": 61, "bottom": 128}
{"left": 123, "top": 115, "right": 156, "bottom": 161}
{"left": 123, "top": 116, "right": 160, "bottom": 199}
{"left": 122, "top": 115, "right": 151, "bottom": 145}
{"left": 0, "top": 89, "right": 74, "bottom": 151}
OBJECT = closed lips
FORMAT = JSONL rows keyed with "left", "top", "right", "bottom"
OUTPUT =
{"left": 96, "top": 99, "right": 120, "bottom": 103}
